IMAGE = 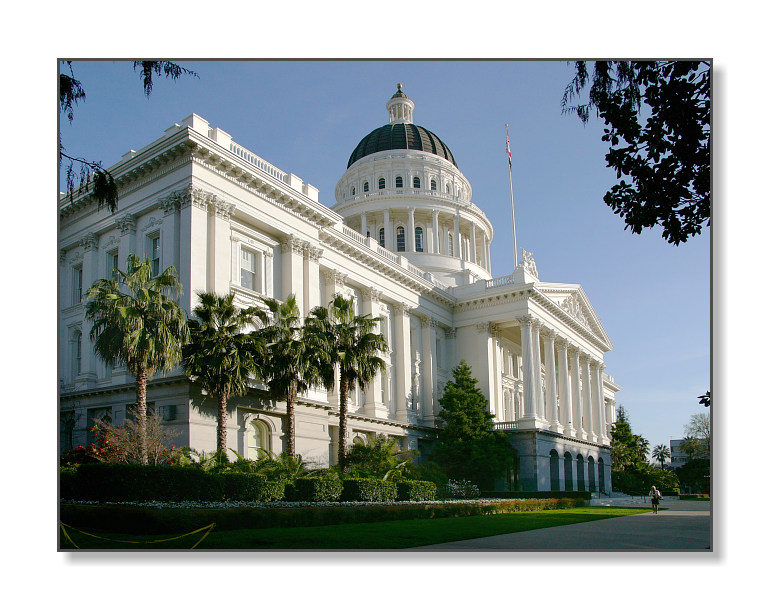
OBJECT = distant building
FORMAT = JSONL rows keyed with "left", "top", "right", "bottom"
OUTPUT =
{"left": 670, "top": 439, "right": 690, "bottom": 469}
{"left": 59, "top": 85, "right": 620, "bottom": 491}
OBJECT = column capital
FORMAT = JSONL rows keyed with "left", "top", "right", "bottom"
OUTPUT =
{"left": 516, "top": 314, "right": 535, "bottom": 327}
{"left": 117, "top": 213, "right": 136, "bottom": 236}
{"left": 211, "top": 198, "right": 235, "bottom": 220}
{"left": 393, "top": 302, "right": 411, "bottom": 318}
{"left": 361, "top": 286, "right": 382, "bottom": 303}
{"left": 159, "top": 193, "right": 181, "bottom": 216}
{"left": 303, "top": 244, "right": 323, "bottom": 262}
{"left": 281, "top": 234, "right": 305, "bottom": 255}
{"left": 80, "top": 232, "right": 98, "bottom": 252}
{"left": 554, "top": 335, "right": 570, "bottom": 350}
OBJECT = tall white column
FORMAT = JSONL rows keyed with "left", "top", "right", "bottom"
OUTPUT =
{"left": 281, "top": 235, "right": 306, "bottom": 315}
{"left": 360, "top": 212, "right": 368, "bottom": 238}
{"left": 569, "top": 347, "right": 584, "bottom": 439}
{"left": 79, "top": 232, "right": 99, "bottom": 383}
{"left": 517, "top": 316, "right": 537, "bottom": 422}
{"left": 543, "top": 330, "right": 560, "bottom": 432}
{"left": 580, "top": 353, "right": 596, "bottom": 442}
{"left": 407, "top": 207, "right": 416, "bottom": 252}
{"left": 304, "top": 245, "right": 322, "bottom": 315}
{"left": 432, "top": 209, "right": 440, "bottom": 254}
{"left": 453, "top": 213, "right": 460, "bottom": 258}
{"left": 160, "top": 195, "right": 181, "bottom": 277}
{"left": 470, "top": 223, "right": 477, "bottom": 265}
{"left": 393, "top": 303, "right": 412, "bottom": 422}
{"left": 555, "top": 337, "right": 573, "bottom": 434}
{"left": 419, "top": 315, "right": 435, "bottom": 424}
{"left": 362, "top": 287, "right": 386, "bottom": 418}
{"left": 593, "top": 361, "right": 608, "bottom": 443}
{"left": 178, "top": 189, "right": 207, "bottom": 313}
{"left": 384, "top": 209, "right": 393, "bottom": 251}
{"left": 209, "top": 198, "right": 234, "bottom": 295}
{"left": 531, "top": 321, "right": 544, "bottom": 420}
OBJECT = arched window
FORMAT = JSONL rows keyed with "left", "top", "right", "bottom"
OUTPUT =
{"left": 395, "top": 176, "right": 403, "bottom": 188}
{"left": 564, "top": 452, "right": 574, "bottom": 491}
{"left": 415, "top": 227, "right": 424, "bottom": 252}
{"left": 247, "top": 420, "right": 270, "bottom": 459}
{"left": 550, "top": 450, "right": 561, "bottom": 492}
{"left": 413, "top": 176, "right": 421, "bottom": 188}
{"left": 430, "top": 179, "right": 437, "bottom": 191}
{"left": 448, "top": 232, "right": 454, "bottom": 256}
{"left": 396, "top": 226, "right": 406, "bottom": 252}
{"left": 363, "top": 181, "right": 369, "bottom": 192}
{"left": 73, "top": 330, "right": 82, "bottom": 378}
{"left": 446, "top": 183, "right": 451, "bottom": 193}
{"left": 351, "top": 186, "right": 356, "bottom": 196}
{"left": 378, "top": 227, "right": 385, "bottom": 247}
{"left": 378, "top": 177, "right": 385, "bottom": 190}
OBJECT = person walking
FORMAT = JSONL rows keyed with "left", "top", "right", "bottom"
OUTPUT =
{"left": 649, "top": 485, "right": 662, "bottom": 514}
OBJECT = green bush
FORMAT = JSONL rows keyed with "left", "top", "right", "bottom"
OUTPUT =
{"left": 218, "top": 473, "right": 285, "bottom": 502}
{"left": 396, "top": 480, "right": 437, "bottom": 501}
{"left": 341, "top": 478, "right": 397, "bottom": 502}
{"left": 290, "top": 475, "right": 343, "bottom": 502}
{"left": 67, "top": 463, "right": 224, "bottom": 503}
{"left": 481, "top": 490, "right": 592, "bottom": 501}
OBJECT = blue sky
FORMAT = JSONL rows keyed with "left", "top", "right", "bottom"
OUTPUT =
{"left": 59, "top": 59, "right": 710, "bottom": 456}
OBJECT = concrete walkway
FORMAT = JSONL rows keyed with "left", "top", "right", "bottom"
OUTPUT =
{"left": 415, "top": 497, "right": 712, "bottom": 551}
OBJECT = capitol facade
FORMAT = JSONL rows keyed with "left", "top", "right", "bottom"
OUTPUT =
{"left": 59, "top": 86, "right": 620, "bottom": 491}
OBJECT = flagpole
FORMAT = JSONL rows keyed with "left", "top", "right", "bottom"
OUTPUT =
{"left": 506, "top": 124, "right": 518, "bottom": 269}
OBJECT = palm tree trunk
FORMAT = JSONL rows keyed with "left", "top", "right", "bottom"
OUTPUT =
{"left": 285, "top": 385, "right": 296, "bottom": 457}
{"left": 135, "top": 367, "right": 148, "bottom": 465}
{"left": 338, "top": 376, "right": 348, "bottom": 469}
{"left": 217, "top": 393, "right": 228, "bottom": 456}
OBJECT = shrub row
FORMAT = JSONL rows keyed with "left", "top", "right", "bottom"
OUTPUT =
{"left": 61, "top": 463, "right": 284, "bottom": 503}
{"left": 480, "top": 490, "right": 592, "bottom": 501}
{"left": 60, "top": 497, "right": 586, "bottom": 534}
{"left": 61, "top": 464, "right": 438, "bottom": 504}
{"left": 679, "top": 493, "right": 710, "bottom": 500}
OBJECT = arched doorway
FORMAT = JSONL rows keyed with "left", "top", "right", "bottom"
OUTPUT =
{"left": 550, "top": 450, "right": 560, "bottom": 491}
{"left": 564, "top": 452, "right": 573, "bottom": 491}
{"left": 247, "top": 419, "right": 271, "bottom": 459}
{"left": 598, "top": 457, "right": 606, "bottom": 493}
{"left": 576, "top": 454, "right": 585, "bottom": 491}
{"left": 588, "top": 456, "right": 596, "bottom": 492}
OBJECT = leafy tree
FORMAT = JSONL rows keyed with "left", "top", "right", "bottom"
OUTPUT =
{"left": 609, "top": 404, "right": 652, "bottom": 493}
{"left": 432, "top": 360, "right": 513, "bottom": 489}
{"left": 258, "top": 295, "right": 323, "bottom": 458}
{"left": 183, "top": 291, "right": 267, "bottom": 456}
{"left": 651, "top": 443, "right": 671, "bottom": 469}
{"left": 59, "top": 60, "right": 198, "bottom": 213}
{"left": 306, "top": 295, "right": 388, "bottom": 469}
{"left": 698, "top": 390, "right": 711, "bottom": 409}
{"left": 562, "top": 60, "right": 710, "bottom": 245}
{"left": 684, "top": 412, "right": 711, "bottom": 457}
{"left": 85, "top": 254, "right": 189, "bottom": 464}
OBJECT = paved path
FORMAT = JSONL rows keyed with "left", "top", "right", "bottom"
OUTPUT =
{"left": 415, "top": 498, "right": 711, "bottom": 551}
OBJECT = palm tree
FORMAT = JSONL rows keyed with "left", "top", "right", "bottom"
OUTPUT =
{"left": 85, "top": 254, "right": 189, "bottom": 465}
{"left": 183, "top": 291, "right": 267, "bottom": 456}
{"left": 651, "top": 444, "right": 671, "bottom": 469}
{"left": 306, "top": 294, "right": 388, "bottom": 469}
{"left": 258, "top": 294, "right": 323, "bottom": 458}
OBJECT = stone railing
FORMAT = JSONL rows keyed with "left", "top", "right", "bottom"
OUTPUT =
{"left": 486, "top": 273, "right": 516, "bottom": 289}
{"left": 229, "top": 141, "right": 287, "bottom": 182}
{"left": 494, "top": 421, "right": 520, "bottom": 430}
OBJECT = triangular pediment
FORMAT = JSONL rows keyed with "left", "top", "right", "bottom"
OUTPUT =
{"left": 535, "top": 282, "right": 613, "bottom": 349}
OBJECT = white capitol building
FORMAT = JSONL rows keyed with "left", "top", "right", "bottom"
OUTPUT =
{"left": 59, "top": 85, "right": 620, "bottom": 492}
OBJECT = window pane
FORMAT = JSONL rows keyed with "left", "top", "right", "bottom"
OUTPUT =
{"left": 415, "top": 227, "right": 423, "bottom": 252}
{"left": 378, "top": 178, "right": 385, "bottom": 189}
{"left": 396, "top": 226, "right": 405, "bottom": 252}
{"left": 378, "top": 228, "right": 385, "bottom": 247}
{"left": 413, "top": 176, "right": 420, "bottom": 188}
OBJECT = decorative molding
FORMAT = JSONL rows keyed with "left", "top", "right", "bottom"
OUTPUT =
{"left": 361, "top": 286, "right": 382, "bottom": 303}
{"left": 304, "top": 244, "right": 323, "bottom": 262}
{"left": 80, "top": 233, "right": 98, "bottom": 252}
{"left": 560, "top": 293, "right": 589, "bottom": 327}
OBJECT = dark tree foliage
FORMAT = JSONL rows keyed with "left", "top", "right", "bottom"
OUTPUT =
{"left": 59, "top": 60, "right": 198, "bottom": 213}
{"left": 432, "top": 361, "right": 513, "bottom": 488}
{"left": 562, "top": 60, "right": 710, "bottom": 245}
{"left": 698, "top": 390, "right": 711, "bottom": 408}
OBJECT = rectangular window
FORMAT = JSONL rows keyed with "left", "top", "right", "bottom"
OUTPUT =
{"left": 150, "top": 235, "right": 161, "bottom": 276}
{"left": 73, "top": 266, "right": 83, "bottom": 305}
{"left": 240, "top": 248, "right": 258, "bottom": 291}
{"left": 164, "top": 405, "right": 177, "bottom": 421}
{"left": 107, "top": 250, "right": 119, "bottom": 281}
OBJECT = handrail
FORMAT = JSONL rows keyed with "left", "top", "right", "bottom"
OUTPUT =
{"left": 229, "top": 141, "right": 287, "bottom": 182}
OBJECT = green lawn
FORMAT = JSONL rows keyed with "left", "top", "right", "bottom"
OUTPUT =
{"left": 60, "top": 507, "right": 649, "bottom": 550}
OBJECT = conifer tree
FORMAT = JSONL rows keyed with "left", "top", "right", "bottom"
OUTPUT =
{"left": 433, "top": 360, "right": 512, "bottom": 489}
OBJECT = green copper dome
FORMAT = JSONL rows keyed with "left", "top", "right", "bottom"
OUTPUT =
{"left": 347, "top": 122, "right": 458, "bottom": 169}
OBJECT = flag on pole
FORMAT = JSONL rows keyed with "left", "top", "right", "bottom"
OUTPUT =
{"left": 506, "top": 131, "right": 512, "bottom": 168}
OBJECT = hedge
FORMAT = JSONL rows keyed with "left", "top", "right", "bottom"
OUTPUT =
{"left": 480, "top": 490, "right": 592, "bottom": 501}
{"left": 341, "top": 479, "right": 397, "bottom": 503}
{"left": 60, "top": 497, "right": 587, "bottom": 534}
{"left": 61, "top": 464, "right": 286, "bottom": 503}
{"left": 397, "top": 480, "right": 437, "bottom": 502}
{"left": 287, "top": 476, "right": 343, "bottom": 502}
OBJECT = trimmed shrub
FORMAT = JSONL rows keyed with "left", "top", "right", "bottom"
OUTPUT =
{"left": 68, "top": 463, "right": 225, "bottom": 503}
{"left": 290, "top": 476, "right": 343, "bottom": 502}
{"left": 397, "top": 480, "right": 438, "bottom": 502}
{"left": 441, "top": 479, "right": 480, "bottom": 499}
{"left": 341, "top": 478, "right": 397, "bottom": 503}
{"left": 219, "top": 473, "right": 286, "bottom": 502}
{"left": 481, "top": 490, "right": 592, "bottom": 501}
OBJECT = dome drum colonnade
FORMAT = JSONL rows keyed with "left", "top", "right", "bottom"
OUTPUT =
{"left": 334, "top": 85, "right": 493, "bottom": 285}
